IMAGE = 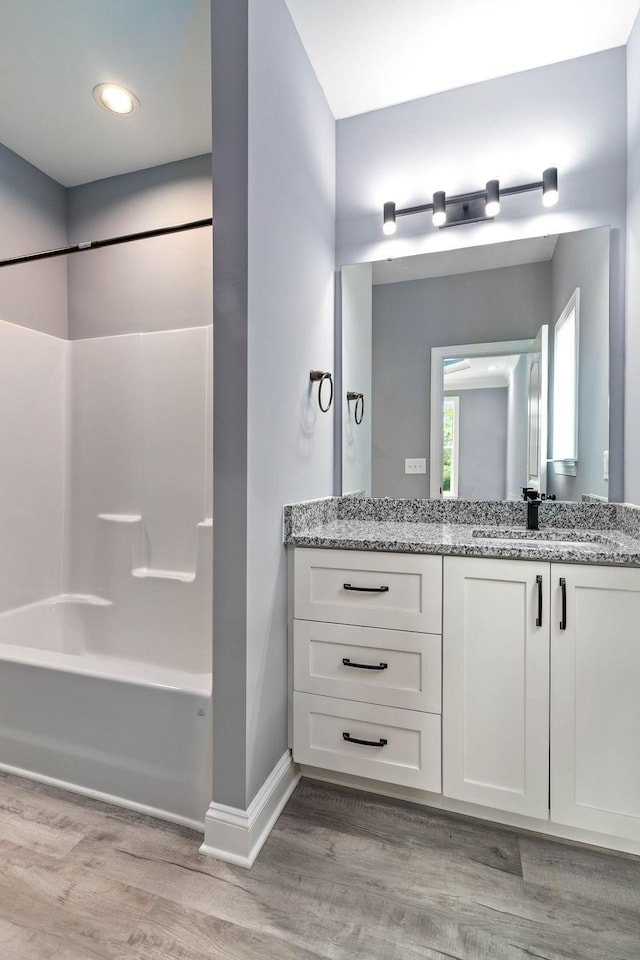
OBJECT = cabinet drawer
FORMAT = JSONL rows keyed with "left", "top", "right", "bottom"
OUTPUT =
{"left": 293, "top": 692, "right": 441, "bottom": 792}
{"left": 293, "top": 620, "right": 441, "bottom": 712}
{"left": 294, "top": 548, "right": 442, "bottom": 633}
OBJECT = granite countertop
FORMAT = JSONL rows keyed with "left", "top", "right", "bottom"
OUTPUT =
{"left": 283, "top": 497, "right": 640, "bottom": 567}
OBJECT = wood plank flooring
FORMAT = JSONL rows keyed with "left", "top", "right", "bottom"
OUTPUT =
{"left": 1, "top": 772, "right": 639, "bottom": 959}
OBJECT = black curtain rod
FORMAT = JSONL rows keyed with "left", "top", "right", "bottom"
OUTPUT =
{"left": 0, "top": 217, "right": 213, "bottom": 269}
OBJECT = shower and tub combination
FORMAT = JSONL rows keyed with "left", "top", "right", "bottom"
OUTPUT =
{"left": 0, "top": 313, "right": 213, "bottom": 828}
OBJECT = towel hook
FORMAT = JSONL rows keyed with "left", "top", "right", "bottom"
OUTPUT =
{"left": 310, "top": 370, "right": 333, "bottom": 412}
{"left": 347, "top": 391, "right": 365, "bottom": 425}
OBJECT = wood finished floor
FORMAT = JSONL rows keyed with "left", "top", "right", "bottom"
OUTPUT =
{"left": 1, "top": 773, "right": 639, "bottom": 960}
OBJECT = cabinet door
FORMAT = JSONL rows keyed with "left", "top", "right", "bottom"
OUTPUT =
{"left": 443, "top": 556, "right": 549, "bottom": 818}
{"left": 551, "top": 564, "right": 640, "bottom": 841}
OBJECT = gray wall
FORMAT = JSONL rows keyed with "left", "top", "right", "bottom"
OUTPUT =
{"left": 0, "top": 142, "right": 67, "bottom": 336}
{"left": 445, "top": 388, "right": 507, "bottom": 499}
{"left": 67, "top": 155, "right": 212, "bottom": 339}
{"left": 549, "top": 229, "right": 610, "bottom": 501}
{"left": 371, "top": 261, "right": 550, "bottom": 498}
{"left": 627, "top": 13, "right": 640, "bottom": 505}
{"left": 506, "top": 354, "right": 529, "bottom": 500}
{"left": 337, "top": 49, "right": 627, "bottom": 503}
{"left": 342, "top": 262, "right": 372, "bottom": 495}
{"left": 246, "top": 0, "right": 335, "bottom": 802}
{"left": 211, "top": 0, "right": 335, "bottom": 809}
{"left": 211, "top": 0, "right": 249, "bottom": 810}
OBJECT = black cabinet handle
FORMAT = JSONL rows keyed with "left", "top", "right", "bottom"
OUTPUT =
{"left": 343, "top": 583, "right": 389, "bottom": 593}
{"left": 342, "top": 732, "right": 388, "bottom": 748}
{"left": 559, "top": 577, "right": 567, "bottom": 631}
{"left": 342, "top": 657, "right": 388, "bottom": 671}
{"left": 536, "top": 574, "right": 543, "bottom": 627}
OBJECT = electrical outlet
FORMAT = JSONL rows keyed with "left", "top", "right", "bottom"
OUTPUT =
{"left": 405, "top": 458, "right": 426, "bottom": 474}
{"left": 603, "top": 450, "right": 609, "bottom": 481}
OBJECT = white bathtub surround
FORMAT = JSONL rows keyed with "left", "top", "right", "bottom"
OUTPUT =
{"left": 0, "top": 321, "right": 67, "bottom": 613}
{"left": 93, "top": 514, "right": 212, "bottom": 672}
{"left": 200, "top": 751, "right": 300, "bottom": 867}
{"left": 0, "top": 318, "right": 213, "bottom": 826}
{"left": 68, "top": 325, "right": 213, "bottom": 588}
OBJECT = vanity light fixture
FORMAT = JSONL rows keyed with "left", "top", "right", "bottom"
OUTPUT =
{"left": 542, "top": 166, "right": 559, "bottom": 207}
{"left": 432, "top": 191, "right": 447, "bottom": 227}
{"left": 93, "top": 83, "right": 140, "bottom": 116}
{"left": 383, "top": 201, "right": 397, "bottom": 235}
{"left": 485, "top": 179, "right": 500, "bottom": 217}
{"left": 382, "top": 167, "right": 558, "bottom": 233}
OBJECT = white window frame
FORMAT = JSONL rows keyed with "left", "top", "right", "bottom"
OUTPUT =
{"left": 442, "top": 395, "right": 460, "bottom": 498}
{"left": 552, "top": 288, "right": 580, "bottom": 475}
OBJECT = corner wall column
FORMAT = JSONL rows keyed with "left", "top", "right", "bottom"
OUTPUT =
{"left": 211, "top": 0, "right": 249, "bottom": 810}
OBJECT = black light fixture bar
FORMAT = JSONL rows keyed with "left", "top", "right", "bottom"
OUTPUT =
{"left": 0, "top": 217, "right": 213, "bottom": 269}
{"left": 393, "top": 179, "right": 544, "bottom": 219}
{"left": 383, "top": 169, "right": 557, "bottom": 234}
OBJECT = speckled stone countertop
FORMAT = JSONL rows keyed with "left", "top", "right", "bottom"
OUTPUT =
{"left": 283, "top": 497, "right": 640, "bottom": 566}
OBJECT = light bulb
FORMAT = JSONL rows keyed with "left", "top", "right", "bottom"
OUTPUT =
{"left": 383, "top": 201, "right": 397, "bottom": 235}
{"left": 432, "top": 191, "right": 446, "bottom": 227}
{"left": 542, "top": 167, "right": 558, "bottom": 207}
{"left": 485, "top": 179, "right": 500, "bottom": 217}
{"left": 93, "top": 83, "right": 140, "bottom": 116}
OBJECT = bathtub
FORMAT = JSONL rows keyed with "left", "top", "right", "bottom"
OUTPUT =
{"left": 0, "top": 595, "right": 212, "bottom": 829}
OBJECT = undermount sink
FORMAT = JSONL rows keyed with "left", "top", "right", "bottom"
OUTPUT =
{"left": 471, "top": 529, "right": 614, "bottom": 548}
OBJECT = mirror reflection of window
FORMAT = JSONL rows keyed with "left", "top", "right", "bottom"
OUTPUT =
{"left": 442, "top": 396, "right": 459, "bottom": 498}
{"left": 552, "top": 289, "right": 580, "bottom": 463}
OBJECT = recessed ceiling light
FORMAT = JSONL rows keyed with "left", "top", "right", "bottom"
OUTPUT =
{"left": 93, "top": 83, "right": 140, "bottom": 116}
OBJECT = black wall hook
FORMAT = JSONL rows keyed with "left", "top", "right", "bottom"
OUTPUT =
{"left": 310, "top": 370, "right": 333, "bottom": 412}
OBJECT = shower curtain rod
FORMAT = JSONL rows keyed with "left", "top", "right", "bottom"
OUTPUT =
{"left": 0, "top": 217, "right": 213, "bottom": 268}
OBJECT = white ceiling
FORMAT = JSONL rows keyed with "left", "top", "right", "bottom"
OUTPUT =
{"left": 0, "top": 0, "right": 211, "bottom": 187}
{"left": 373, "top": 235, "right": 559, "bottom": 284}
{"left": 284, "top": 0, "right": 640, "bottom": 118}
{"left": 5, "top": 1, "right": 637, "bottom": 185}
{"left": 444, "top": 355, "right": 522, "bottom": 391}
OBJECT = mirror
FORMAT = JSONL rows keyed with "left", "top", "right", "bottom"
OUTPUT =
{"left": 341, "top": 227, "right": 610, "bottom": 503}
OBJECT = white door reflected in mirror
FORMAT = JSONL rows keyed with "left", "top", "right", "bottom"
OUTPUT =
{"left": 431, "top": 324, "right": 549, "bottom": 500}
{"left": 431, "top": 334, "right": 547, "bottom": 501}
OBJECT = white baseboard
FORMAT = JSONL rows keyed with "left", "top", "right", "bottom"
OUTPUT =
{"left": 200, "top": 750, "right": 300, "bottom": 868}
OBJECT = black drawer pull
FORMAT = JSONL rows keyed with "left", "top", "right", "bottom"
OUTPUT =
{"left": 536, "top": 574, "right": 543, "bottom": 627}
{"left": 560, "top": 577, "right": 567, "bottom": 631}
{"left": 342, "top": 657, "right": 388, "bottom": 671}
{"left": 343, "top": 583, "right": 389, "bottom": 593}
{"left": 342, "top": 732, "right": 388, "bottom": 748}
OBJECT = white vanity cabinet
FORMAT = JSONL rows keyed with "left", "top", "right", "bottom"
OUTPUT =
{"left": 289, "top": 546, "right": 640, "bottom": 851}
{"left": 443, "top": 556, "right": 640, "bottom": 843}
{"left": 442, "top": 556, "right": 550, "bottom": 819}
{"left": 550, "top": 564, "right": 640, "bottom": 841}
{"left": 291, "top": 548, "right": 443, "bottom": 791}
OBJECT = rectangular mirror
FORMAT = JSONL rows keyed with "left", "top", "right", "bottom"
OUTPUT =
{"left": 341, "top": 227, "right": 610, "bottom": 503}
